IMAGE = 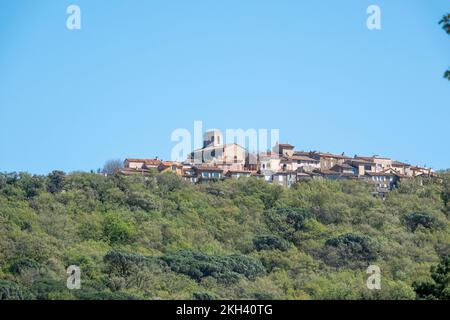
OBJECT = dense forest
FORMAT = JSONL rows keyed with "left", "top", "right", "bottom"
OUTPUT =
{"left": 0, "top": 170, "right": 449, "bottom": 300}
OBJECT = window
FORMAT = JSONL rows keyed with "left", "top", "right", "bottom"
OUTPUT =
{"left": 171, "top": 165, "right": 177, "bottom": 171}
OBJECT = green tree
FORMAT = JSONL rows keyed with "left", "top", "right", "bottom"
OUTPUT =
{"left": 403, "top": 212, "right": 439, "bottom": 232}
{"left": 0, "top": 280, "right": 35, "bottom": 300}
{"left": 46, "top": 170, "right": 65, "bottom": 193}
{"left": 413, "top": 256, "right": 450, "bottom": 299}
{"left": 439, "top": 14, "right": 450, "bottom": 80}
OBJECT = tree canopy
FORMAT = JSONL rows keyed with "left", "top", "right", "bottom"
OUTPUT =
{"left": 0, "top": 170, "right": 449, "bottom": 300}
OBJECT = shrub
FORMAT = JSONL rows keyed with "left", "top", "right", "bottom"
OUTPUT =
{"left": 47, "top": 170, "right": 65, "bottom": 193}
{"left": 413, "top": 255, "right": 450, "bottom": 300}
{"left": 193, "top": 292, "right": 216, "bottom": 300}
{"left": 9, "top": 258, "right": 42, "bottom": 275}
{"left": 104, "top": 251, "right": 156, "bottom": 278}
{"left": 103, "top": 213, "right": 137, "bottom": 244}
{"left": 253, "top": 235, "right": 290, "bottom": 251}
{"left": 0, "top": 280, "right": 35, "bottom": 300}
{"left": 404, "top": 212, "right": 439, "bottom": 232}
{"left": 263, "top": 206, "right": 313, "bottom": 241}
{"left": 323, "top": 234, "right": 378, "bottom": 268}
{"left": 162, "top": 250, "right": 265, "bottom": 283}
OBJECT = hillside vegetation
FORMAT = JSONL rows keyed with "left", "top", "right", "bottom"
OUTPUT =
{"left": 0, "top": 170, "right": 449, "bottom": 300}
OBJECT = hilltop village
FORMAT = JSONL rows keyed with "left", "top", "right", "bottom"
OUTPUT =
{"left": 121, "top": 130, "right": 434, "bottom": 194}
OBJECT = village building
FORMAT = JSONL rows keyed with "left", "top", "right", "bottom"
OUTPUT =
{"left": 392, "top": 161, "right": 412, "bottom": 176}
{"left": 345, "top": 158, "right": 376, "bottom": 176}
{"left": 273, "top": 143, "right": 295, "bottom": 157}
{"left": 225, "top": 170, "right": 252, "bottom": 179}
{"left": 307, "top": 152, "right": 350, "bottom": 170}
{"left": 410, "top": 166, "right": 433, "bottom": 177}
{"left": 124, "top": 158, "right": 161, "bottom": 170}
{"left": 355, "top": 156, "right": 393, "bottom": 173}
{"left": 181, "top": 165, "right": 198, "bottom": 183}
{"left": 187, "top": 130, "right": 246, "bottom": 172}
{"left": 290, "top": 155, "right": 321, "bottom": 172}
{"left": 363, "top": 171, "right": 397, "bottom": 193}
{"left": 258, "top": 152, "right": 281, "bottom": 182}
{"left": 122, "top": 132, "right": 435, "bottom": 193}
{"left": 317, "top": 170, "right": 357, "bottom": 180}
{"left": 330, "top": 163, "right": 357, "bottom": 175}
{"left": 272, "top": 171, "right": 296, "bottom": 188}
{"left": 193, "top": 166, "right": 224, "bottom": 181}
{"left": 158, "top": 161, "right": 183, "bottom": 175}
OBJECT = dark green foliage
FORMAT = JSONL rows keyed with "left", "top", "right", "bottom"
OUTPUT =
{"left": 253, "top": 292, "right": 273, "bottom": 300}
{"left": 30, "top": 279, "right": 68, "bottom": 300}
{"left": 413, "top": 256, "right": 450, "bottom": 299}
{"left": 104, "top": 251, "right": 156, "bottom": 278}
{"left": 439, "top": 14, "right": 450, "bottom": 81}
{"left": 323, "top": 234, "right": 378, "bottom": 269}
{"left": 0, "top": 171, "right": 449, "bottom": 300}
{"left": 253, "top": 235, "right": 290, "bottom": 251}
{"left": 404, "top": 212, "right": 439, "bottom": 232}
{"left": 9, "top": 258, "right": 42, "bottom": 275}
{"left": 442, "top": 175, "right": 450, "bottom": 210}
{"left": 46, "top": 170, "right": 65, "bottom": 193}
{"left": 193, "top": 292, "right": 216, "bottom": 300}
{"left": 75, "top": 290, "right": 142, "bottom": 300}
{"left": 0, "top": 280, "right": 34, "bottom": 300}
{"left": 162, "top": 250, "right": 265, "bottom": 283}
{"left": 440, "top": 14, "right": 450, "bottom": 34}
{"left": 17, "top": 173, "right": 44, "bottom": 199}
{"left": 263, "top": 206, "right": 313, "bottom": 242}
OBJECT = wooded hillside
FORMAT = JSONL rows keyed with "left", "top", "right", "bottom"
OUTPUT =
{"left": 0, "top": 171, "right": 449, "bottom": 300}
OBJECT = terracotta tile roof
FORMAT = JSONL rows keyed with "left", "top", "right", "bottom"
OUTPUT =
{"left": 309, "top": 152, "right": 349, "bottom": 159}
{"left": 193, "top": 166, "right": 224, "bottom": 172}
{"left": 159, "top": 161, "right": 182, "bottom": 168}
{"left": 332, "top": 163, "right": 354, "bottom": 169}
{"left": 273, "top": 170, "right": 296, "bottom": 175}
{"left": 297, "top": 172, "right": 311, "bottom": 176}
{"left": 346, "top": 159, "right": 375, "bottom": 165}
{"left": 290, "top": 155, "right": 319, "bottom": 162}
{"left": 318, "top": 170, "right": 357, "bottom": 178}
{"left": 392, "top": 161, "right": 411, "bottom": 167}
{"left": 365, "top": 171, "right": 395, "bottom": 177}
{"left": 356, "top": 156, "right": 391, "bottom": 161}
{"left": 226, "top": 170, "right": 252, "bottom": 174}
{"left": 277, "top": 143, "right": 295, "bottom": 148}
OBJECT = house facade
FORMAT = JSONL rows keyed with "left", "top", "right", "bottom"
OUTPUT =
{"left": 122, "top": 133, "right": 434, "bottom": 193}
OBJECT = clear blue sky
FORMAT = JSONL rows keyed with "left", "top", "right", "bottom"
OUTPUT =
{"left": 0, "top": 0, "right": 449, "bottom": 174}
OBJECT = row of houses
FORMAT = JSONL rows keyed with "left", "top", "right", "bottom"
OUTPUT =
{"left": 121, "top": 130, "right": 434, "bottom": 194}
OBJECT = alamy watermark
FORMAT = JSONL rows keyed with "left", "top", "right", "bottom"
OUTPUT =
{"left": 367, "top": 5, "right": 381, "bottom": 30}
{"left": 171, "top": 121, "right": 280, "bottom": 165}
{"left": 66, "top": 265, "right": 81, "bottom": 290}
{"left": 66, "top": 5, "right": 81, "bottom": 30}
{"left": 366, "top": 265, "right": 381, "bottom": 290}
